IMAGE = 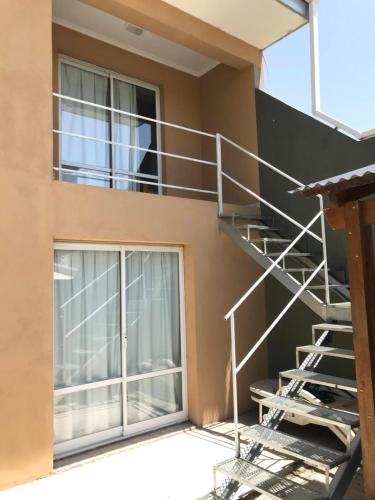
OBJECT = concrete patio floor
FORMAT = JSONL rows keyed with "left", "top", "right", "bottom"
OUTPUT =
{"left": 0, "top": 412, "right": 363, "bottom": 500}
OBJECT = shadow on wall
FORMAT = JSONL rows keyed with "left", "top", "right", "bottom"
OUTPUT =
{"left": 256, "top": 88, "right": 375, "bottom": 278}
{"left": 256, "top": 89, "right": 375, "bottom": 377}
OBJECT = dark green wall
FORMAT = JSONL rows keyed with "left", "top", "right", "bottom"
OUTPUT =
{"left": 256, "top": 89, "right": 375, "bottom": 377}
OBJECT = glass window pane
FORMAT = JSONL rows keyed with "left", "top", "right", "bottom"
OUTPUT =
{"left": 127, "top": 373, "right": 182, "bottom": 425}
{"left": 125, "top": 251, "right": 181, "bottom": 376}
{"left": 54, "top": 384, "right": 122, "bottom": 443}
{"left": 112, "top": 79, "right": 158, "bottom": 193}
{"left": 60, "top": 63, "right": 110, "bottom": 187}
{"left": 54, "top": 250, "right": 121, "bottom": 389}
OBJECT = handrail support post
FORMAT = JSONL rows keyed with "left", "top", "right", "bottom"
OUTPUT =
{"left": 318, "top": 195, "right": 330, "bottom": 305}
{"left": 216, "top": 133, "right": 224, "bottom": 216}
{"left": 230, "top": 314, "right": 240, "bottom": 458}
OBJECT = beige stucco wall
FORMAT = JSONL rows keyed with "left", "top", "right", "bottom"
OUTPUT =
{"left": 0, "top": 2, "right": 265, "bottom": 491}
{"left": 200, "top": 64, "right": 260, "bottom": 203}
{"left": 52, "top": 183, "right": 267, "bottom": 427}
{"left": 0, "top": 0, "right": 54, "bottom": 489}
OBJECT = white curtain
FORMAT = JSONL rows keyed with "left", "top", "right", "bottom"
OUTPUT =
{"left": 60, "top": 63, "right": 110, "bottom": 187}
{"left": 112, "top": 79, "right": 139, "bottom": 191}
{"left": 125, "top": 251, "right": 182, "bottom": 424}
{"left": 54, "top": 250, "right": 121, "bottom": 442}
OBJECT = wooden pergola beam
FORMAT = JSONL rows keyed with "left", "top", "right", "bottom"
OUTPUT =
{"left": 344, "top": 201, "right": 375, "bottom": 498}
{"left": 324, "top": 199, "right": 375, "bottom": 230}
{"left": 300, "top": 165, "right": 375, "bottom": 498}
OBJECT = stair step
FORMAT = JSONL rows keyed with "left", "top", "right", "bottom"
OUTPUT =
{"left": 280, "top": 369, "right": 357, "bottom": 393}
{"left": 306, "top": 285, "right": 349, "bottom": 290}
{"left": 261, "top": 396, "right": 359, "bottom": 429}
{"left": 237, "top": 224, "right": 281, "bottom": 231}
{"left": 250, "top": 238, "right": 293, "bottom": 243}
{"left": 297, "top": 345, "right": 355, "bottom": 360}
{"left": 232, "top": 213, "right": 272, "bottom": 221}
{"left": 215, "top": 457, "right": 326, "bottom": 499}
{"left": 266, "top": 252, "right": 312, "bottom": 258}
{"left": 240, "top": 424, "right": 347, "bottom": 470}
{"left": 284, "top": 268, "right": 328, "bottom": 273}
{"left": 313, "top": 323, "right": 353, "bottom": 333}
{"left": 196, "top": 492, "right": 226, "bottom": 500}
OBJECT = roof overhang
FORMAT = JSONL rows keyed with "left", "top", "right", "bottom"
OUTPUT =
{"left": 78, "top": 0, "right": 308, "bottom": 69}
{"left": 162, "top": 0, "right": 308, "bottom": 50}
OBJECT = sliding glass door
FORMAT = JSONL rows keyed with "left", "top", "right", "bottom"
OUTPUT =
{"left": 53, "top": 245, "right": 186, "bottom": 457}
{"left": 58, "top": 57, "right": 161, "bottom": 193}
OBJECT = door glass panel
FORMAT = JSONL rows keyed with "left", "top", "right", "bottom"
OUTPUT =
{"left": 60, "top": 63, "right": 111, "bottom": 187}
{"left": 127, "top": 373, "right": 182, "bottom": 425}
{"left": 125, "top": 251, "right": 181, "bottom": 376}
{"left": 54, "top": 250, "right": 121, "bottom": 389}
{"left": 113, "top": 79, "right": 158, "bottom": 193}
{"left": 54, "top": 384, "right": 122, "bottom": 443}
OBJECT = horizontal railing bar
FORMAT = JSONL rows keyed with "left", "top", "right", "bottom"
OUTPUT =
{"left": 53, "top": 167, "right": 218, "bottom": 195}
{"left": 219, "top": 133, "right": 305, "bottom": 188}
{"left": 221, "top": 171, "right": 322, "bottom": 242}
{"left": 54, "top": 129, "right": 216, "bottom": 166}
{"left": 53, "top": 92, "right": 216, "bottom": 139}
{"left": 235, "top": 259, "right": 326, "bottom": 374}
{"left": 224, "top": 210, "right": 323, "bottom": 320}
{"left": 61, "top": 160, "right": 159, "bottom": 180}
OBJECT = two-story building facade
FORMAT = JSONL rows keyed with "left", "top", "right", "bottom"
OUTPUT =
{"left": 0, "top": 0, "right": 308, "bottom": 490}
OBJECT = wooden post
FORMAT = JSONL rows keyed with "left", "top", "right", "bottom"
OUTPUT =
{"left": 344, "top": 200, "right": 375, "bottom": 498}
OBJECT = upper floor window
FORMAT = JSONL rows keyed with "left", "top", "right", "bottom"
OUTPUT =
{"left": 58, "top": 58, "right": 161, "bottom": 193}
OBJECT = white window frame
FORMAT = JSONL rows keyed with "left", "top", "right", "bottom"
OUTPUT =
{"left": 58, "top": 55, "right": 163, "bottom": 193}
{"left": 53, "top": 242, "right": 187, "bottom": 458}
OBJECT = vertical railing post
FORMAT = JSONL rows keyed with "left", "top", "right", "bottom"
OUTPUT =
{"left": 230, "top": 313, "right": 240, "bottom": 458}
{"left": 318, "top": 194, "right": 330, "bottom": 305}
{"left": 216, "top": 133, "right": 224, "bottom": 216}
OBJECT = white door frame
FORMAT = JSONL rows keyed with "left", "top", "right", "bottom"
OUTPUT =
{"left": 53, "top": 243, "right": 187, "bottom": 458}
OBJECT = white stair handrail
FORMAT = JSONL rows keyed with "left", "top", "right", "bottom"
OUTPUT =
{"left": 221, "top": 171, "right": 322, "bottom": 242}
{"left": 235, "top": 259, "right": 326, "bottom": 374}
{"left": 219, "top": 133, "right": 305, "bottom": 188}
{"left": 224, "top": 210, "right": 323, "bottom": 320}
{"left": 215, "top": 133, "right": 331, "bottom": 306}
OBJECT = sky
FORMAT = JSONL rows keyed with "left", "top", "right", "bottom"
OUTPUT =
{"left": 263, "top": 0, "right": 375, "bottom": 132}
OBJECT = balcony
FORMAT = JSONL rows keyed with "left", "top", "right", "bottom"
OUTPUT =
{"left": 53, "top": 87, "right": 218, "bottom": 200}
{"left": 51, "top": 0, "right": 308, "bottom": 201}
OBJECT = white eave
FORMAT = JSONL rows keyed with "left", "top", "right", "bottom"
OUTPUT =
{"left": 162, "top": 0, "right": 308, "bottom": 50}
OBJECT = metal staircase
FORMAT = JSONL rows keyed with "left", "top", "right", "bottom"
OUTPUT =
{"left": 197, "top": 135, "right": 359, "bottom": 499}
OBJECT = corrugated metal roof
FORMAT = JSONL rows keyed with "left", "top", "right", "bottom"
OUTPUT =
{"left": 299, "top": 164, "right": 375, "bottom": 197}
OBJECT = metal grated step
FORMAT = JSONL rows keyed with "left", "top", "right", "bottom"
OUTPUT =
{"left": 240, "top": 424, "right": 348, "bottom": 471}
{"left": 266, "top": 252, "right": 312, "bottom": 258}
{"left": 280, "top": 369, "right": 357, "bottom": 393}
{"left": 284, "top": 268, "right": 328, "bottom": 273}
{"left": 237, "top": 224, "right": 281, "bottom": 231}
{"left": 231, "top": 213, "right": 272, "bottom": 221}
{"left": 306, "top": 285, "right": 349, "bottom": 290}
{"left": 297, "top": 345, "right": 355, "bottom": 360}
{"left": 313, "top": 323, "right": 353, "bottom": 333}
{"left": 215, "top": 457, "right": 326, "bottom": 499}
{"left": 261, "top": 396, "right": 359, "bottom": 429}
{"left": 196, "top": 492, "right": 226, "bottom": 500}
{"left": 250, "top": 238, "right": 293, "bottom": 243}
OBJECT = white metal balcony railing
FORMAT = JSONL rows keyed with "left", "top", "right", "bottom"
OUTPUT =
{"left": 53, "top": 92, "right": 218, "bottom": 197}
{"left": 53, "top": 91, "right": 335, "bottom": 457}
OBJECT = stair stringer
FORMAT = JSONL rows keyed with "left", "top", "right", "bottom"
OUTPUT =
{"left": 219, "top": 218, "right": 351, "bottom": 322}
